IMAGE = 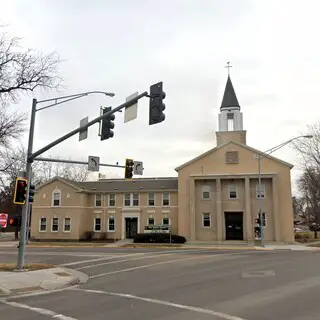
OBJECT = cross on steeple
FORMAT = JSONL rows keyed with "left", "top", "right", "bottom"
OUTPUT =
{"left": 225, "top": 62, "right": 232, "bottom": 76}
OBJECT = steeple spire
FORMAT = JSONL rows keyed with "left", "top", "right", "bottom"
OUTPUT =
{"left": 220, "top": 74, "right": 240, "bottom": 111}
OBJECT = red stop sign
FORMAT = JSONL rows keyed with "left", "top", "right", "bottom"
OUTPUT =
{"left": 0, "top": 213, "right": 8, "bottom": 228}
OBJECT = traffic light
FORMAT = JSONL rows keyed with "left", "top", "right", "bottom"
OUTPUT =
{"left": 28, "top": 184, "right": 36, "bottom": 203}
{"left": 255, "top": 218, "right": 261, "bottom": 226}
{"left": 125, "top": 159, "right": 134, "bottom": 179}
{"left": 9, "top": 216, "right": 21, "bottom": 227}
{"left": 149, "top": 81, "right": 166, "bottom": 125}
{"left": 101, "top": 106, "right": 115, "bottom": 140}
{"left": 13, "top": 177, "right": 28, "bottom": 205}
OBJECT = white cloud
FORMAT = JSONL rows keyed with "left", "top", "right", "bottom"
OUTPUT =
{"left": 2, "top": 0, "right": 320, "bottom": 193}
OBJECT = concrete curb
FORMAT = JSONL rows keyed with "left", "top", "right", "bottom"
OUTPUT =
{"left": 0, "top": 267, "right": 88, "bottom": 297}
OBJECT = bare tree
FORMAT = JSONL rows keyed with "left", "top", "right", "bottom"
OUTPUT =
{"left": 0, "top": 27, "right": 62, "bottom": 106}
{"left": 0, "top": 27, "right": 62, "bottom": 148}
{"left": 0, "top": 146, "right": 91, "bottom": 187}
{"left": 35, "top": 157, "right": 91, "bottom": 184}
{"left": 292, "top": 121, "right": 320, "bottom": 167}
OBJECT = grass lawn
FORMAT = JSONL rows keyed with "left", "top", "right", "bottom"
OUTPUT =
{"left": 0, "top": 263, "right": 55, "bottom": 271}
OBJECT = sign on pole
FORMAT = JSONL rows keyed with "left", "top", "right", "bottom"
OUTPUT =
{"left": 124, "top": 92, "right": 138, "bottom": 123}
{"left": 134, "top": 161, "right": 143, "bottom": 175}
{"left": 0, "top": 213, "right": 8, "bottom": 229}
{"left": 88, "top": 156, "right": 100, "bottom": 172}
{"left": 79, "top": 116, "right": 89, "bottom": 141}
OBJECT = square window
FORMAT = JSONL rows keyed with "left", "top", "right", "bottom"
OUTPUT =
{"left": 108, "top": 194, "right": 116, "bottom": 207}
{"left": 202, "top": 185, "right": 211, "bottom": 199}
{"left": 202, "top": 213, "right": 211, "bottom": 227}
{"left": 53, "top": 192, "right": 60, "bottom": 206}
{"left": 162, "top": 218, "right": 169, "bottom": 225}
{"left": 64, "top": 218, "right": 71, "bottom": 232}
{"left": 228, "top": 185, "right": 237, "bottom": 199}
{"left": 148, "top": 217, "right": 155, "bottom": 225}
{"left": 133, "top": 193, "right": 139, "bottom": 206}
{"left": 108, "top": 217, "right": 115, "bottom": 232}
{"left": 94, "top": 218, "right": 101, "bottom": 232}
{"left": 226, "top": 151, "right": 239, "bottom": 164}
{"left": 52, "top": 218, "right": 59, "bottom": 232}
{"left": 148, "top": 193, "right": 155, "bottom": 206}
{"left": 124, "top": 193, "right": 131, "bottom": 206}
{"left": 40, "top": 218, "right": 47, "bottom": 232}
{"left": 162, "top": 193, "right": 170, "bottom": 206}
{"left": 95, "top": 194, "right": 102, "bottom": 207}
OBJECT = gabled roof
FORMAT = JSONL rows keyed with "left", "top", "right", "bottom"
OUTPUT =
{"left": 36, "top": 176, "right": 178, "bottom": 193}
{"left": 175, "top": 140, "right": 294, "bottom": 172}
{"left": 36, "top": 176, "right": 84, "bottom": 191}
{"left": 221, "top": 75, "right": 240, "bottom": 111}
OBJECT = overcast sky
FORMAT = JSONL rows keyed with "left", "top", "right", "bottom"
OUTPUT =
{"left": 2, "top": 0, "right": 320, "bottom": 194}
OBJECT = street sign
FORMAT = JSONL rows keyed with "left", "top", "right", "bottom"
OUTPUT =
{"left": 134, "top": 161, "right": 143, "bottom": 175}
{"left": 124, "top": 92, "right": 138, "bottom": 123}
{"left": 79, "top": 116, "right": 89, "bottom": 141}
{"left": 0, "top": 213, "right": 8, "bottom": 228}
{"left": 88, "top": 156, "right": 100, "bottom": 172}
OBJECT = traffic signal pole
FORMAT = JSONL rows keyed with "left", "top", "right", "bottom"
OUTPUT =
{"left": 16, "top": 90, "right": 148, "bottom": 270}
{"left": 17, "top": 99, "right": 36, "bottom": 270}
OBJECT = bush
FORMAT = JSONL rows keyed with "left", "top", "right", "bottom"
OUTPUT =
{"left": 295, "top": 232, "right": 313, "bottom": 243}
{"left": 133, "top": 233, "right": 186, "bottom": 244}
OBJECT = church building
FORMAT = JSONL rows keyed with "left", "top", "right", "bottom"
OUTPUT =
{"left": 30, "top": 75, "right": 295, "bottom": 243}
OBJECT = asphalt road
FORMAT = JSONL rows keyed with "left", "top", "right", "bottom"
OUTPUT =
{"left": 0, "top": 247, "right": 320, "bottom": 320}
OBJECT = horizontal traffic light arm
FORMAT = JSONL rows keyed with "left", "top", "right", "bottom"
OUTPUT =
{"left": 29, "top": 91, "right": 149, "bottom": 161}
{"left": 33, "top": 157, "right": 126, "bottom": 168}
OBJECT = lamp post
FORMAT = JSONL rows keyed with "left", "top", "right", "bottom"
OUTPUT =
{"left": 17, "top": 90, "right": 115, "bottom": 269}
{"left": 255, "top": 134, "right": 313, "bottom": 247}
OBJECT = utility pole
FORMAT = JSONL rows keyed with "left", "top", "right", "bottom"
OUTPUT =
{"left": 255, "top": 134, "right": 313, "bottom": 248}
{"left": 16, "top": 91, "right": 115, "bottom": 270}
{"left": 16, "top": 90, "right": 150, "bottom": 270}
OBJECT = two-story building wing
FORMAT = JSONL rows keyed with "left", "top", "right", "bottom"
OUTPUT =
{"left": 31, "top": 178, "right": 178, "bottom": 241}
{"left": 31, "top": 74, "right": 295, "bottom": 243}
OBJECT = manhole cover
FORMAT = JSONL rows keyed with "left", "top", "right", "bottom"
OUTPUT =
{"left": 241, "top": 270, "right": 275, "bottom": 278}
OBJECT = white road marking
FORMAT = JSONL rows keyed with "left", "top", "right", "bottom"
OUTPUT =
{"left": 72, "top": 288, "right": 247, "bottom": 320}
{"left": 59, "top": 253, "right": 145, "bottom": 266}
{"left": 77, "top": 252, "right": 180, "bottom": 270}
{"left": 75, "top": 249, "right": 212, "bottom": 270}
{"left": 1, "top": 301, "right": 78, "bottom": 320}
{"left": 89, "top": 253, "right": 240, "bottom": 278}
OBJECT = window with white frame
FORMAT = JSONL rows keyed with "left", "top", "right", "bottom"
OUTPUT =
{"left": 148, "top": 217, "right": 155, "bottom": 225}
{"left": 124, "top": 193, "right": 140, "bottom": 206}
{"left": 52, "top": 217, "right": 59, "bottom": 232}
{"left": 39, "top": 218, "right": 47, "bottom": 232}
{"left": 148, "top": 193, "right": 155, "bottom": 206}
{"left": 94, "top": 217, "right": 101, "bottom": 232}
{"left": 52, "top": 191, "right": 61, "bottom": 207}
{"left": 258, "top": 212, "right": 267, "bottom": 227}
{"left": 202, "top": 213, "right": 211, "bottom": 227}
{"left": 95, "top": 194, "right": 102, "bottom": 207}
{"left": 256, "top": 183, "right": 266, "bottom": 199}
{"left": 64, "top": 217, "right": 71, "bottom": 232}
{"left": 202, "top": 185, "right": 211, "bottom": 199}
{"left": 162, "top": 217, "right": 170, "bottom": 225}
{"left": 162, "top": 192, "right": 170, "bottom": 206}
{"left": 133, "top": 193, "right": 139, "bottom": 206}
{"left": 124, "top": 193, "right": 131, "bottom": 206}
{"left": 228, "top": 184, "right": 237, "bottom": 199}
{"left": 108, "top": 217, "right": 115, "bottom": 232}
{"left": 108, "top": 193, "right": 116, "bottom": 207}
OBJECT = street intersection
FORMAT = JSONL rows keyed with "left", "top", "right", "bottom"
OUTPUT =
{"left": 0, "top": 247, "right": 319, "bottom": 320}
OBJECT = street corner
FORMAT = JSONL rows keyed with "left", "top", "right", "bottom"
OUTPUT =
{"left": 0, "top": 266, "right": 88, "bottom": 298}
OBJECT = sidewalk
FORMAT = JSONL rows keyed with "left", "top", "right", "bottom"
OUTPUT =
{"left": 0, "top": 267, "right": 88, "bottom": 297}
